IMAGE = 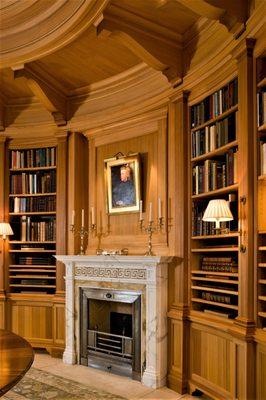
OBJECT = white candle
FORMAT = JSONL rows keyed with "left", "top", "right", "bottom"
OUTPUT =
{"left": 81, "top": 209, "right": 85, "bottom": 227}
{"left": 91, "top": 207, "right": 95, "bottom": 225}
{"left": 71, "top": 210, "right": 75, "bottom": 225}
{"left": 158, "top": 198, "right": 162, "bottom": 219}
{"left": 149, "top": 202, "right": 153, "bottom": 222}
{"left": 139, "top": 200, "right": 143, "bottom": 221}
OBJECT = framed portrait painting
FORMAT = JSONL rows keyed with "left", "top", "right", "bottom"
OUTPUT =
{"left": 104, "top": 154, "right": 141, "bottom": 214}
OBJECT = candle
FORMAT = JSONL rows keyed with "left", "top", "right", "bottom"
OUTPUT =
{"left": 149, "top": 202, "right": 153, "bottom": 222}
{"left": 81, "top": 209, "right": 85, "bottom": 227}
{"left": 91, "top": 207, "right": 95, "bottom": 225}
{"left": 158, "top": 198, "right": 162, "bottom": 219}
{"left": 71, "top": 210, "right": 75, "bottom": 225}
{"left": 139, "top": 200, "right": 143, "bottom": 221}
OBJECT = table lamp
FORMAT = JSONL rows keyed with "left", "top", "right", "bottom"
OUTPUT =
{"left": 202, "top": 199, "right": 233, "bottom": 234}
{"left": 0, "top": 222, "right": 14, "bottom": 239}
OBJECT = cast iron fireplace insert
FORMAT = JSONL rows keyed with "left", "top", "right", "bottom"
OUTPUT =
{"left": 79, "top": 287, "right": 142, "bottom": 380}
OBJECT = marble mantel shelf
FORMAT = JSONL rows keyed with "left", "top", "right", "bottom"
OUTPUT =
{"left": 55, "top": 255, "right": 172, "bottom": 389}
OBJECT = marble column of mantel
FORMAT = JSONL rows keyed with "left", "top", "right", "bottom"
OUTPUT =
{"left": 56, "top": 255, "right": 172, "bottom": 389}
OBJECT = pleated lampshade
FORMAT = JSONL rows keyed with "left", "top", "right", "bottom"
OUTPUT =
{"left": 202, "top": 199, "right": 233, "bottom": 222}
{"left": 0, "top": 222, "right": 14, "bottom": 239}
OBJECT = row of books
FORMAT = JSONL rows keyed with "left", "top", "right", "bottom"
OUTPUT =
{"left": 10, "top": 171, "right": 56, "bottom": 194}
{"left": 260, "top": 141, "right": 266, "bottom": 175}
{"left": 201, "top": 257, "right": 238, "bottom": 273}
{"left": 10, "top": 148, "right": 56, "bottom": 169}
{"left": 257, "top": 90, "right": 266, "bottom": 127}
{"left": 191, "top": 78, "right": 238, "bottom": 128}
{"left": 201, "top": 291, "right": 232, "bottom": 304}
{"left": 192, "top": 150, "right": 238, "bottom": 195}
{"left": 18, "top": 256, "right": 54, "bottom": 265}
{"left": 11, "top": 196, "right": 56, "bottom": 213}
{"left": 192, "top": 194, "right": 238, "bottom": 236}
{"left": 20, "top": 216, "right": 56, "bottom": 241}
{"left": 191, "top": 112, "right": 237, "bottom": 158}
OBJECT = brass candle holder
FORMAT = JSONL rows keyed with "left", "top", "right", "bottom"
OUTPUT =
{"left": 70, "top": 224, "right": 88, "bottom": 255}
{"left": 89, "top": 216, "right": 110, "bottom": 255}
{"left": 139, "top": 217, "right": 164, "bottom": 256}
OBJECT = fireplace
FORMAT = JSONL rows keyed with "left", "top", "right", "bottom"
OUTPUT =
{"left": 55, "top": 255, "right": 172, "bottom": 389}
{"left": 80, "top": 288, "right": 141, "bottom": 380}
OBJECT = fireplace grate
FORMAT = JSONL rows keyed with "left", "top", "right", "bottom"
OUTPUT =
{"left": 87, "top": 329, "right": 133, "bottom": 360}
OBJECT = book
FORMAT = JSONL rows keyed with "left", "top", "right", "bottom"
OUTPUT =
{"left": 203, "top": 309, "right": 229, "bottom": 318}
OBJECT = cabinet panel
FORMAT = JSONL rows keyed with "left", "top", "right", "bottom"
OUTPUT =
{"left": 11, "top": 302, "right": 53, "bottom": 343}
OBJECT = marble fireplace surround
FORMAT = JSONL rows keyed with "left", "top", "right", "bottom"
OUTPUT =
{"left": 55, "top": 255, "right": 172, "bottom": 389}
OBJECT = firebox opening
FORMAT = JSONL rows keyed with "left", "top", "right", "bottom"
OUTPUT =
{"left": 80, "top": 288, "right": 141, "bottom": 380}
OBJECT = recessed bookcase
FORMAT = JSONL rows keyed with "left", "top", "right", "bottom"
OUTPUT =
{"left": 256, "top": 56, "right": 266, "bottom": 329}
{"left": 8, "top": 147, "right": 57, "bottom": 295}
{"left": 189, "top": 77, "right": 240, "bottom": 319}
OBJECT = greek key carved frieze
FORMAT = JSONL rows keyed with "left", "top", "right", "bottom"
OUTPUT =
{"left": 75, "top": 266, "right": 146, "bottom": 280}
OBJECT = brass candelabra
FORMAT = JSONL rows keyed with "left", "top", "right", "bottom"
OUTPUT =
{"left": 139, "top": 217, "right": 164, "bottom": 256}
{"left": 70, "top": 224, "right": 88, "bottom": 255}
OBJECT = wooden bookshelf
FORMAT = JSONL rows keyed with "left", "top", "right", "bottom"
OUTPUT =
{"left": 191, "top": 140, "right": 238, "bottom": 163}
{"left": 257, "top": 55, "right": 266, "bottom": 330}
{"left": 8, "top": 146, "right": 57, "bottom": 295}
{"left": 189, "top": 77, "right": 239, "bottom": 320}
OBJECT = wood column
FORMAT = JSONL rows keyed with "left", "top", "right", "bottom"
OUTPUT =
{"left": 167, "top": 91, "right": 189, "bottom": 394}
{"left": 67, "top": 132, "right": 88, "bottom": 255}
{"left": 56, "top": 132, "right": 68, "bottom": 295}
{"left": 0, "top": 137, "right": 6, "bottom": 328}
{"left": 235, "top": 38, "right": 256, "bottom": 329}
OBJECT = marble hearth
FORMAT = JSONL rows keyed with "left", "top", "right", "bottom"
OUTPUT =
{"left": 55, "top": 255, "right": 172, "bottom": 389}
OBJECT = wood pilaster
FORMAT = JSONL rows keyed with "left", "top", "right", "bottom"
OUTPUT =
{"left": 56, "top": 132, "right": 68, "bottom": 295}
{"left": 167, "top": 91, "right": 189, "bottom": 394}
{"left": 234, "top": 38, "right": 256, "bottom": 329}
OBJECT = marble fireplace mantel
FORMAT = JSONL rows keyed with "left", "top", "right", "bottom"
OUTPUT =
{"left": 56, "top": 255, "right": 172, "bottom": 389}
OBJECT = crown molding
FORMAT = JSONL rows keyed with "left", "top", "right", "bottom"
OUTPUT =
{"left": 0, "top": 0, "right": 109, "bottom": 68}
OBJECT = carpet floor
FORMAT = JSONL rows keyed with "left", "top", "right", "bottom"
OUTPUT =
{"left": 2, "top": 368, "right": 127, "bottom": 400}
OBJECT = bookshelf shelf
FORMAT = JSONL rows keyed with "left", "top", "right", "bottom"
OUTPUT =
{"left": 258, "top": 175, "right": 266, "bottom": 181}
{"left": 9, "top": 241, "right": 56, "bottom": 244}
{"left": 191, "top": 298, "right": 238, "bottom": 310}
{"left": 259, "top": 280, "right": 266, "bottom": 284}
{"left": 191, "top": 233, "right": 239, "bottom": 239}
{"left": 191, "top": 276, "right": 239, "bottom": 284}
{"left": 191, "top": 247, "right": 239, "bottom": 253}
{"left": 257, "top": 77, "right": 266, "bottom": 88}
{"left": 10, "top": 275, "right": 56, "bottom": 279}
{"left": 258, "top": 312, "right": 266, "bottom": 318}
{"left": 9, "top": 250, "right": 55, "bottom": 253}
{"left": 191, "top": 270, "right": 238, "bottom": 277}
{"left": 191, "top": 286, "right": 238, "bottom": 295}
{"left": 9, "top": 212, "right": 56, "bottom": 216}
{"left": 259, "top": 296, "right": 266, "bottom": 301}
{"left": 10, "top": 284, "right": 56, "bottom": 288}
{"left": 9, "top": 193, "right": 56, "bottom": 198}
{"left": 10, "top": 166, "right": 56, "bottom": 172}
{"left": 259, "top": 247, "right": 266, "bottom": 251}
{"left": 191, "top": 140, "right": 238, "bottom": 163}
{"left": 258, "top": 264, "right": 266, "bottom": 268}
{"left": 258, "top": 124, "right": 266, "bottom": 132}
{"left": 192, "top": 184, "right": 238, "bottom": 200}
{"left": 191, "top": 105, "right": 238, "bottom": 132}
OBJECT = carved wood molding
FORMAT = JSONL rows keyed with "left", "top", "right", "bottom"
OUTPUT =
{"left": 0, "top": 0, "right": 109, "bottom": 68}
{"left": 13, "top": 65, "right": 67, "bottom": 127}
{"left": 96, "top": 6, "right": 183, "bottom": 86}
{"left": 173, "top": 0, "right": 248, "bottom": 39}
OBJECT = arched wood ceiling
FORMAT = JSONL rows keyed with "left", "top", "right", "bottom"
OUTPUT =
{"left": 0, "top": 0, "right": 254, "bottom": 129}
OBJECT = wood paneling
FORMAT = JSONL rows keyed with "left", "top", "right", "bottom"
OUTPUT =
{"left": 67, "top": 132, "right": 88, "bottom": 255}
{"left": 257, "top": 342, "right": 266, "bottom": 400}
{"left": 10, "top": 302, "right": 53, "bottom": 344}
{"left": 86, "top": 116, "right": 168, "bottom": 255}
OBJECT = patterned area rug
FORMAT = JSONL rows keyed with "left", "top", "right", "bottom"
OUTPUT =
{"left": 3, "top": 368, "right": 127, "bottom": 400}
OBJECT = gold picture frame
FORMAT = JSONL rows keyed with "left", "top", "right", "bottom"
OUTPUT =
{"left": 104, "top": 154, "right": 141, "bottom": 215}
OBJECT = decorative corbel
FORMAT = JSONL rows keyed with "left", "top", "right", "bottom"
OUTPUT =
{"left": 12, "top": 65, "right": 67, "bottom": 127}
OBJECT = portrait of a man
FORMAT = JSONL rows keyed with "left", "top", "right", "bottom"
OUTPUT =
{"left": 105, "top": 155, "right": 141, "bottom": 214}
